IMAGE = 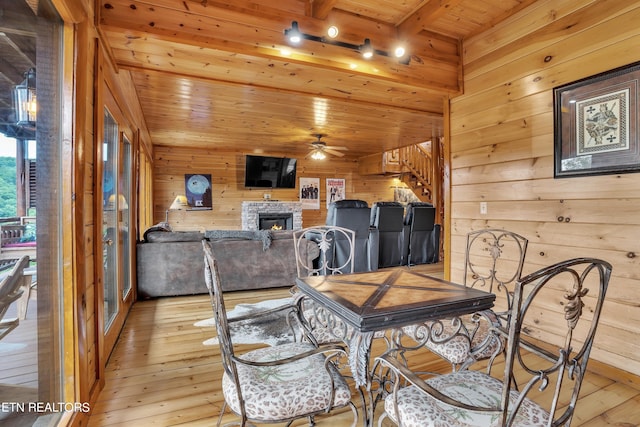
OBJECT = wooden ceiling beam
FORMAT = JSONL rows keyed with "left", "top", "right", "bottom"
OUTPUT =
{"left": 103, "top": 0, "right": 452, "bottom": 54}
{"left": 99, "top": 0, "right": 461, "bottom": 94}
{"left": 311, "top": 0, "right": 339, "bottom": 19}
{"left": 398, "top": 0, "right": 465, "bottom": 36}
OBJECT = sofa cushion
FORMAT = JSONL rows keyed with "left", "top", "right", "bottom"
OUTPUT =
{"left": 145, "top": 230, "right": 204, "bottom": 243}
{"left": 271, "top": 230, "right": 294, "bottom": 240}
{"left": 205, "top": 229, "right": 273, "bottom": 250}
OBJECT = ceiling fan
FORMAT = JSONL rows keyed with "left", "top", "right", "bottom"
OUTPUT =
{"left": 306, "top": 134, "right": 348, "bottom": 160}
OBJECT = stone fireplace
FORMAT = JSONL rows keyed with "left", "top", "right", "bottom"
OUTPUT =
{"left": 242, "top": 201, "right": 303, "bottom": 231}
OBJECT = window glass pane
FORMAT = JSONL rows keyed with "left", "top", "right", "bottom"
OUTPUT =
{"left": 102, "top": 108, "right": 119, "bottom": 330}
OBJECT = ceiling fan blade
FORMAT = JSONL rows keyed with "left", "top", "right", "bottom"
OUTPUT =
{"left": 324, "top": 148, "right": 346, "bottom": 157}
{"left": 325, "top": 145, "right": 348, "bottom": 150}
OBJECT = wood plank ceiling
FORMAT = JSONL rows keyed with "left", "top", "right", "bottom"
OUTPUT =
{"left": 98, "top": 0, "right": 543, "bottom": 159}
{"left": 3, "top": 0, "right": 541, "bottom": 160}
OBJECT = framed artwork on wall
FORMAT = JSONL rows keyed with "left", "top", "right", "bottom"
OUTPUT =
{"left": 326, "top": 178, "right": 345, "bottom": 208}
{"left": 184, "top": 174, "right": 212, "bottom": 210}
{"left": 299, "top": 177, "right": 320, "bottom": 209}
{"left": 553, "top": 60, "right": 640, "bottom": 178}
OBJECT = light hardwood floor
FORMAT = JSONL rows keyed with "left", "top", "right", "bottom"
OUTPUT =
{"left": 88, "top": 265, "right": 640, "bottom": 426}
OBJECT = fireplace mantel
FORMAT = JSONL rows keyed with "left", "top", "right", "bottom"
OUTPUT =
{"left": 242, "top": 201, "right": 303, "bottom": 230}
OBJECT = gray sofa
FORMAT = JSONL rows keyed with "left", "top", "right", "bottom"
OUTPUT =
{"left": 136, "top": 229, "right": 319, "bottom": 299}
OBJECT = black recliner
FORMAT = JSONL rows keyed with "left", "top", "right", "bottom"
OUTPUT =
{"left": 403, "top": 202, "right": 440, "bottom": 265}
{"left": 370, "top": 202, "right": 407, "bottom": 268}
{"left": 325, "top": 199, "right": 379, "bottom": 272}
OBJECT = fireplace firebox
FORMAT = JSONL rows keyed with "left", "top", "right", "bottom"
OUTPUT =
{"left": 259, "top": 213, "right": 294, "bottom": 230}
{"left": 242, "top": 201, "right": 303, "bottom": 230}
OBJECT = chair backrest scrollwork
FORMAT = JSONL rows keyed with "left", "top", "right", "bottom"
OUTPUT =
{"left": 464, "top": 229, "right": 528, "bottom": 315}
{"left": 293, "top": 225, "right": 356, "bottom": 277}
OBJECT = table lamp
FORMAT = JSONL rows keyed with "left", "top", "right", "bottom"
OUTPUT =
{"left": 165, "top": 195, "right": 188, "bottom": 224}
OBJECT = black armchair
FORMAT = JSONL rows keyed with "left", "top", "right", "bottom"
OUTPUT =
{"left": 326, "top": 199, "right": 379, "bottom": 272}
{"left": 403, "top": 202, "right": 440, "bottom": 265}
{"left": 370, "top": 201, "right": 407, "bottom": 268}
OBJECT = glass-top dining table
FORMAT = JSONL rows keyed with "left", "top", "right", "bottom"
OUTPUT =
{"left": 294, "top": 267, "right": 496, "bottom": 426}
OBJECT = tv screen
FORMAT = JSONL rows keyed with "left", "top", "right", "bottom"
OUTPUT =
{"left": 244, "top": 155, "right": 297, "bottom": 188}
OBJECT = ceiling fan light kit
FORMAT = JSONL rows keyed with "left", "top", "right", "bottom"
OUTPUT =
{"left": 307, "top": 134, "right": 348, "bottom": 160}
{"left": 284, "top": 21, "right": 410, "bottom": 65}
{"left": 310, "top": 150, "right": 327, "bottom": 160}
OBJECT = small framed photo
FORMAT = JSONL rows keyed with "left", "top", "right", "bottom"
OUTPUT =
{"left": 553, "top": 61, "right": 640, "bottom": 178}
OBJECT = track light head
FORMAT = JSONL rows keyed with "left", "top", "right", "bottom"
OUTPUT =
{"left": 360, "top": 38, "right": 374, "bottom": 59}
{"left": 285, "top": 21, "right": 302, "bottom": 44}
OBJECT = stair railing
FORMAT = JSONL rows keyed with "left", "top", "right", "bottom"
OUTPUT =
{"left": 398, "top": 143, "right": 434, "bottom": 202}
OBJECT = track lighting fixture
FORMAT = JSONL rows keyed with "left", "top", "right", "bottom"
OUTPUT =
{"left": 283, "top": 21, "right": 410, "bottom": 64}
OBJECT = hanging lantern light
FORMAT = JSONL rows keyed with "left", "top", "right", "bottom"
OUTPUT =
{"left": 13, "top": 68, "right": 37, "bottom": 129}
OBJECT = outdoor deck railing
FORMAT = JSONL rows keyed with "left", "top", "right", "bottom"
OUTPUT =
{"left": 0, "top": 217, "right": 36, "bottom": 265}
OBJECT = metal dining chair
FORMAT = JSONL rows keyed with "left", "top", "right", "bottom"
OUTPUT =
{"left": 292, "top": 225, "right": 359, "bottom": 345}
{"left": 402, "top": 228, "right": 529, "bottom": 371}
{"left": 376, "top": 257, "right": 612, "bottom": 426}
{"left": 202, "top": 240, "right": 358, "bottom": 427}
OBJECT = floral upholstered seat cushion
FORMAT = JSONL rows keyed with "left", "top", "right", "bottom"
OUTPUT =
{"left": 384, "top": 369, "right": 549, "bottom": 427}
{"left": 222, "top": 342, "right": 351, "bottom": 421}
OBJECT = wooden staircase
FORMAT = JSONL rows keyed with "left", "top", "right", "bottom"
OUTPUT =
{"left": 357, "top": 139, "right": 443, "bottom": 208}
{"left": 397, "top": 140, "right": 442, "bottom": 206}
{"left": 398, "top": 139, "right": 445, "bottom": 261}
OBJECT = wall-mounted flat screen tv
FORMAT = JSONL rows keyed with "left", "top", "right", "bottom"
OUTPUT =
{"left": 244, "top": 155, "right": 297, "bottom": 188}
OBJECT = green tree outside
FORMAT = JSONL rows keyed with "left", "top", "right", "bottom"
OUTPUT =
{"left": 0, "top": 157, "right": 17, "bottom": 218}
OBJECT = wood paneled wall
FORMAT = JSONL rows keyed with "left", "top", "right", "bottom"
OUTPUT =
{"left": 56, "top": 2, "right": 158, "bottom": 423}
{"left": 75, "top": 16, "right": 98, "bottom": 410}
{"left": 450, "top": 0, "right": 640, "bottom": 375}
{"left": 152, "top": 146, "right": 398, "bottom": 231}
